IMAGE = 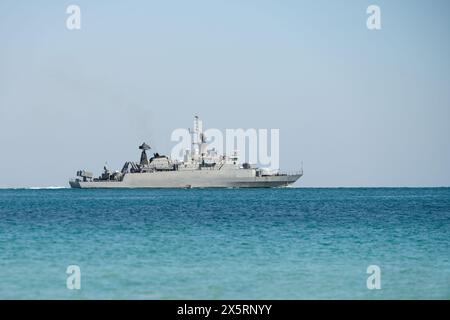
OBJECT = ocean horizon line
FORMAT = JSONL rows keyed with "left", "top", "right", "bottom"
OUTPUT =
{"left": 0, "top": 186, "right": 449, "bottom": 190}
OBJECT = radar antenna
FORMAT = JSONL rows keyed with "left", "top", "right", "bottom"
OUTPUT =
{"left": 139, "top": 142, "right": 151, "bottom": 166}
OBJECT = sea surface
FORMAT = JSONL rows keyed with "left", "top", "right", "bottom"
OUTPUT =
{"left": 0, "top": 188, "right": 449, "bottom": 299}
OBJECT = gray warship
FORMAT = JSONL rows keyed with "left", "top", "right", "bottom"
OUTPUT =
{"left": 69, "top": 117, "right": 302, "bottom": 188}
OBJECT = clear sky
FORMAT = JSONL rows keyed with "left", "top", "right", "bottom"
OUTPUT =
{"left": 0, "top": 0, "right": 449, "bottom": 187}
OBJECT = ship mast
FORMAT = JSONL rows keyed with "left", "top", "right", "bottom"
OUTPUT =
{"left": 190, "top": 116, "right": 206, "bottom": 163}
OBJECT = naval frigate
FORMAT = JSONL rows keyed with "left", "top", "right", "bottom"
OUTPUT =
{"left": 69, "top": 117, "right": 303, "bottom": 188}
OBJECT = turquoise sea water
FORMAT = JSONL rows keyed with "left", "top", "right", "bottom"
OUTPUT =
{"left": 0, "top": 188, "right": 449, "bottom": 299}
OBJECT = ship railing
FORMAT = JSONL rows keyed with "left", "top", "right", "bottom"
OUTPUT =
{"left": 277, "top": 169, "right": 304, "bottom": 176}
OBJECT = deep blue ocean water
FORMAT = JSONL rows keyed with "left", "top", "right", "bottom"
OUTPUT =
{"left": 0, "top": 188, "right": 449, "bottom": 299}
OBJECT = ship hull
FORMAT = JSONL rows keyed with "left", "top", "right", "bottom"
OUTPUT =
{"left": 69, "top": 170, "right": 302, "bottom": 189}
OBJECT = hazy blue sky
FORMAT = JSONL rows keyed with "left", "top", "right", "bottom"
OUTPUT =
{"left": 1, "top": 0, "right": 449, "bottom": 187}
